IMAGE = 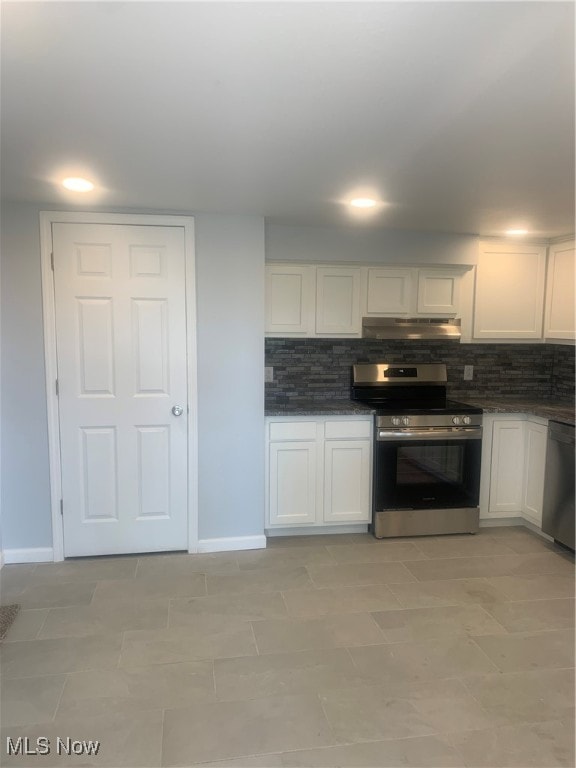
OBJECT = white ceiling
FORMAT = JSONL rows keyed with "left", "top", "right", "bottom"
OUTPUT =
{"left": 1, "top": 1, "right": 574, "bottom": 237}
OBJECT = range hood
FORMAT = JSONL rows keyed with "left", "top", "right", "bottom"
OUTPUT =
{"left": 362, "top": 317, "right": 461, "bottom": 341}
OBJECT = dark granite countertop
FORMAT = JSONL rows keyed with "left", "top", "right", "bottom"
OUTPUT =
{"left": 265, "top": 400, "right": 375, "bottom": 416}
{"left": 455, "top": 398, "right": 575, "bottom": 426}
{"left": 265, "top": 397, "right": 575, "bottom": 425}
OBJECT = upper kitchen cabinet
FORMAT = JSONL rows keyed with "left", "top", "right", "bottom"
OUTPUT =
{"left": 473, "top": 241, "right": 547, "bottom": 339}
{"left": 264, "top": 262, "right": 468, "bottom": 338}
{"left": 315, "top": 266, "right": 361, "bottom": 335}
{"left": 265, "top": 264, "right": 315, "bottom": 335}
{"left": 417, "top": 269, "right": 461, "bottom": 315}
{"left": 362, "top": 267, "right": 463, "bottom": 317}
{"left": 544, "top": 240, "right": 575, "bottom": 341}
{"left": 363, "top": 267, "right": 415, "bottom": 315}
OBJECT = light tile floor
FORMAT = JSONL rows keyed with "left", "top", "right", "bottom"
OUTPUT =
{"left": 0, "top": 525, "right": 574, "bottom": 767}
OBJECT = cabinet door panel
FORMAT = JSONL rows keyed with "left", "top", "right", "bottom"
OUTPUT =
{"left": 365, "top": 268, "right": 414, "bottom": 315}
{"left": 474, "top": 243, "right": 546, "bottom": 339}
{"left": 489, "top": 420, "right": 525, "bottom": 513}
{"left": 417, "top": 270, "right": 460, "bottom": 315}
{"left": 523, "top": 422, "right": 548, "bottom": 527}
{"left": 269, "top": 441, "right": 316, "bottom": 525}
{"left": 265, "top": 265, "right": 313, "bottom": 335}
{"left": 316, "top": 267, "right": 361, "bottom": 335}
{"left": 544, "top": 242, "right": 575, "bottom": 340}
{"left": 324, "top": 440, "right": 371, "bottom": 523}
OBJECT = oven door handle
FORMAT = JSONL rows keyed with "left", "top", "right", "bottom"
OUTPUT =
{"left": 377, "top": 428, "right": 482, "bottom": 441}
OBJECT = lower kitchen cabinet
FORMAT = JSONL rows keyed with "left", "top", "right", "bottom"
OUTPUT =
{"left": 268, "top": 440, "right": 317, "bottom": 526}
{"left": 522, "top": 421, "right": 548, "bottom": 527}
{"left": 324, "top": 439, "right": 371, "bottom": 523}
{"left": 266, "top": 416, "right": 372, "bottom": 530}
{"left": 480, "top": 414, "right": 548, "bottom": 527}
{"left": 489, "top": 419, "right": 526, "bottom": 514}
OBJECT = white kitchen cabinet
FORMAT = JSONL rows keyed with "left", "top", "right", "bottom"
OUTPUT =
{"left": 265, "top": 263, "right": 470, "bottom": 338}
{"left": 480, "top": 414, "right": 549, "bottom": 527}
{"left": 417, "top": 269, "right": 460, "bottom": 315}
{"left": 364, "top": 267, "right": 416, "bottom": 315}
{"left": 316, "top": 266, "right": 361, "bottom": 335}
{"left": 489, "top": 419, "right": 526, "bottom": 514}
{"left": 362, "top": 266, "right": 464, "bottom": 317}
{"left": 268, "top": 438, "right": 318, "bottom": 526}
{"left": 265, "top": 264, "right": 314, "bottom": 335}
{"left": 544, "top": 240, "right": 575, "bottom": 341}
{"left": 323, "top": 424, "right": 371, "bottom": 523}
{"left": 266, "top": 416, "right": 372, "bottom": 530}
{"left": 474, "top": 242, "right": 547, "bottom": 339}
{"left": 522, "top": 421, "right": 548, "bottom": 527}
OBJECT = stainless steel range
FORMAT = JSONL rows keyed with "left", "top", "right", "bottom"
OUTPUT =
{"left": 351, "top": 363, "right": 482, "bottom": 538}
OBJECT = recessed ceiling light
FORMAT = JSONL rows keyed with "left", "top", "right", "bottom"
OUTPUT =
{"left": 506, "top": 228, "right": 529, "bottom": 236}
{"left": 62, "top": 177, "right": 95, "bottom": 192}
{"left": 350, "top": 198, "right": 378, "bottom": 208}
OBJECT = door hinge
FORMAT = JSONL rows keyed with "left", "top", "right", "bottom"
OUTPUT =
{"left": 60, "top": 499, "right": 63, "bottom": 516}
{"left": 55, "top": 379, "right": 59, "bottom": 396}
{"left": 50, "top": 252, "right": 54, "bottom": 271}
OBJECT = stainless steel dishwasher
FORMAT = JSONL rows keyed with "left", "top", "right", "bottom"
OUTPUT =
{"left": 542, "top": 421, "right": 575, "bottom": 551}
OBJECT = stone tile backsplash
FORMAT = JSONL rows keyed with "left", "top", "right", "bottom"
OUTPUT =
{"left": 265, "top": 339, "right": 575, "bottom": 405}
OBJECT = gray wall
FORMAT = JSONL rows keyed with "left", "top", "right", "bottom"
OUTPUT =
{"left": 195, "top": 214, "right": 265, "bottom": 540}
{"left": 1, "top": 203, "right": 53, "bottom": 548}
{"left": 0, "top": 203, "right": 265, "bottom": 551}
{"left": 266, "top": 223, "right": 480, "bottom": 265}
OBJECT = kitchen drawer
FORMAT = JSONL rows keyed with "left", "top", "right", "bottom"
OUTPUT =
{"left": 269, "top": 421, "right": 317, "bottom": 441}
{"left": 324, "top": 420, "right": 372, "bottom": 439}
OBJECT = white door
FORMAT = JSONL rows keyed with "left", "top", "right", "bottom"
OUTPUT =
{"left": 52, "top": 223, "right": 188, "bottom": 556}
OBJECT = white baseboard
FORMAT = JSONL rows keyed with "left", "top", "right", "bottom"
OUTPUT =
{"left": 197, "top": 535, "right": 267, "bottom": 553}
{"left": 479, "top": 517, "right": 524, "bottom": 528}
{"left": 0, "top": 550, "right": 4, "bottom": 569}
{"left": 521, "top": 518, "right": 554, "bottom": 541}
{"left": 3, "top": 547, "right": 54, "bottom": 564}
{"left": 266, "top": 524, "right": 369, "bottom": 537}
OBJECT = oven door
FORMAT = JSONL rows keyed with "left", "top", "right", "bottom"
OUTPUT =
{"left": 374, "top": 428, "right": 482, "bottom": 512}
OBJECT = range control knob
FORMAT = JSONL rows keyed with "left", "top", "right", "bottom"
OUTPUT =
{"left": 452, "top": 416, "right": 462, "bottom": 425}
{"left": 391, "top": 416, "right": 402, "bottom": 426}
{"left": 402, "top": 416, "right": 411, "bottom": 426}
{"left": 462, "top": 415, "right": 471, "bottom": 425}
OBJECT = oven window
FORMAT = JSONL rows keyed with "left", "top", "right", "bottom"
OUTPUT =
{"left": 397, "top": 445, "right": 464, "bottom": 486}
{"left": 374, "top": 438, "right": 481, "bottom": 510}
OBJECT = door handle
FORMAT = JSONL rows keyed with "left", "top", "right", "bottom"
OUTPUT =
{"left": 171, "top": 405, "right": 184, "bottom": 417}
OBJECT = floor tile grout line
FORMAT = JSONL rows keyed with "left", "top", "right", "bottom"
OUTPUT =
{"left": 476, "top": 604, "right": 513, "bottom": 636}
{"left": 34, "top": 607, "right": 51, "bottom": 641}
{"left": 50, "top": 671, "right": 69, "bottom": 722}
{"left": 248, "top": 620, "right": 261, "bottom": 656}
{"left": 466, "top": 634, "right": 508, "bottom": 674}
{"left": 159, "top": 707, "right": 167, "bottom": 768}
